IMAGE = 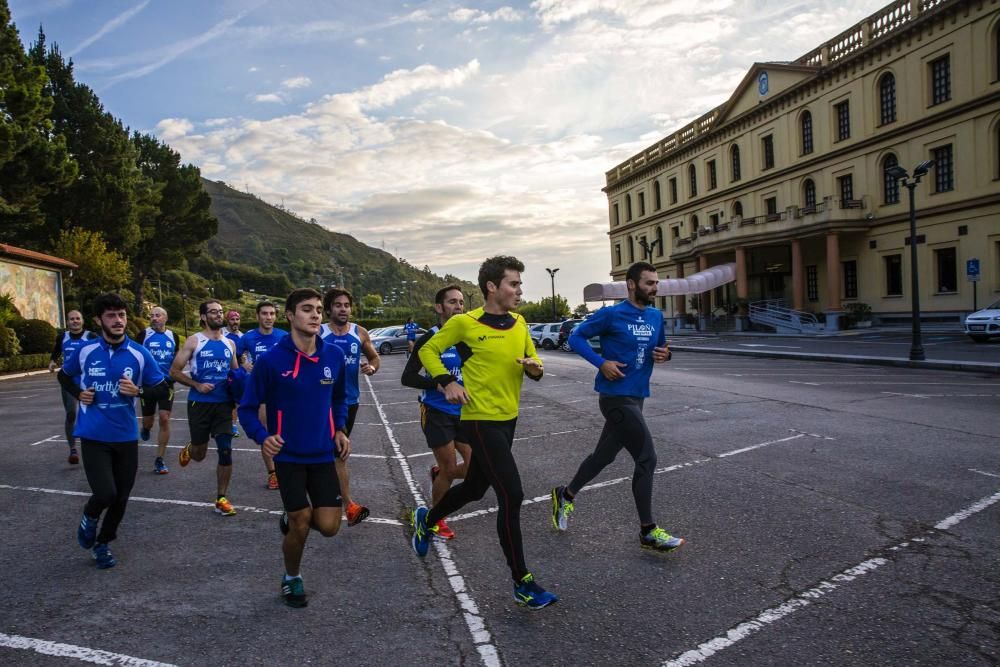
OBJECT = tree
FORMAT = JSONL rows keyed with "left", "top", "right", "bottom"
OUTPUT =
{"left": 573, "top": 303, "right": 590, "bottom": 317}
{"left": 0, "top": 14, "right": 76, "bottom": 245}
{"left": 53, "top": 227, "right": 130, "bottom": 306}
{"left": 517, "top": 295, "right": 569, "bottom": 323}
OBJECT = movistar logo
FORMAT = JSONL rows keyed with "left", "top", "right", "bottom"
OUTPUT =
{"left": 477, "top": 334, "right": 505, "bottom": 342}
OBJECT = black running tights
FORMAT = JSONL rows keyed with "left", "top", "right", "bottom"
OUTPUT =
{"left": 61, "top": 388, "right": 78, "bottom": 448}
{"left": 427, "top": 419, "right": 528, "bottom": 582}
{"left": 567, "top": 395, "right": 657, "bottom": 526}
{"left": 81, "top": 439, "right": 138, "bottom": 544}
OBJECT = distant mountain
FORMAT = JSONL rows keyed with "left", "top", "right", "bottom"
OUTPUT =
{"left": 199, "top": 178, "right": 479, "bottom": 308}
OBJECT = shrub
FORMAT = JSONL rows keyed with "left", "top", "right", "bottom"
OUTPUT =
{"left": 9, "top": 318, "right": 58, "bottom": 355}
{"left": 0, "top": 353, "right": 50, "bottom": 373}
{"left": 0, "top": 324, "right": 22, "bottom": 357}
{"left": 0, "top": 292, "right": 21, "bottom": 326}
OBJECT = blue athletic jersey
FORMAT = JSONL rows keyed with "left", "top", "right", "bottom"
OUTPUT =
{"left": 319, "top": 323, "right": 361, "bottom": 405}
{"left": 404, "top": 322, "right": 419, "bottom": 341}
{"left": 63, "top": 337, "right": 166, "bottom": 442}
{"left": 225, "top": 330, "right": 243, "bottom": 345}
{"left": 419, "top": 325, "right": 463, "bottom": 416}
{"left": 59, "top": 330, "right": 98, "bottom": 367}
{"left": 569, "top": 301, "right": 666, "bottom": 398}
{"left": 238, "top": 328, "right": 289, "bottom": 365}
{"left": 140, "top": 327, "right": 177, "bottom": 375}
{"left": 189, "top": 333, "right": 237, "bottom": 403}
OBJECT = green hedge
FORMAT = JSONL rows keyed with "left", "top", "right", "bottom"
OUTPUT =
{"left": 9, "top": 318, "right": 57, "bottom": 355}
{"left": 0, "top": 353, "right": 50, "bottom": 373}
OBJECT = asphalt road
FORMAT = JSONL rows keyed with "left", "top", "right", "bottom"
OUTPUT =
{"left": 1, "top": 350, "right": 998, "bottom": 666}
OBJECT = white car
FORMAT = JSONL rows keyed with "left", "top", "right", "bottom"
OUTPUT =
{"left": 530, "top": 323, "right": 562, "bottom": 350}
{"left": 965, "top": 299, "right": 1000, "bottom": 343}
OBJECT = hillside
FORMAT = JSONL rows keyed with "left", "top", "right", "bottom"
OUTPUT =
{"left": 199, "top": 179, "right": 479, "bottom": 309}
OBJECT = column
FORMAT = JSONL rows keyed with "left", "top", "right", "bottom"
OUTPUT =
{"left": 735, "top": 247, "right": 748, "bottom": 331}
{"left": 825, "top": 232, "right": 843, "bottom": 331}
{"left": 791, "top": 239, "right": 804, "bottom": 311}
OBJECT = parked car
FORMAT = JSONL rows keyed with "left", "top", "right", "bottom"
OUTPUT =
{"left": 567, "top": 322, "right": 601, "bottom": 352}
{"left": 556, "top": 319, "right": 583, "bottom": 350}
{"left": 965, "top": 300, "right": 1000, "bottom": 342}
{"left": 370, "top": 325, "right": 427, "bottom": 354}
{"left": 531, "top": 322, "right": 562, "bottom": 349}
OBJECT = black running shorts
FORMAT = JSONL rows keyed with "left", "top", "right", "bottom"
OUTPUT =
{"left": 187, "top": 400, "right": 234, "bottom": 444}
{"left": 140, "top": 382, "right": 175, "bottom": 417}
{"left": 420, "top": 403, "right": 464, "bottom": 449}
{"left": 274, "top": 461, "right": 342, "bottom": 512}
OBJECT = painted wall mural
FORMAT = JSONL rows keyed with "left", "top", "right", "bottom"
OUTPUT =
{"left": 0, "top": 260, "right": 64, "bottom": 328}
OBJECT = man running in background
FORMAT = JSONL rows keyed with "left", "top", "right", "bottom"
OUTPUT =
{"left": 58, "top": 293, "right": 170, "bottom": 568}
{"left": 320, "top": 289, "right": 380, "bottom": 526}
{"left": 170, "top": 300, "right": 240, "bottom": 516}
{"left": 136, "top": 306, "right": 177, "bottom": 475}
{"left": 238, "top": 301, "right": 289, "bottom": 490}
{"left": 224, "top": 310, "right": 243, "bottom": 438}
{"left": 49, "top": 309, "right": 97, "bottom": 465}
{"left": 401, "top": 285, "right": 471, "bottom": 541}
{"left": 403, "top": 316, "right": 418, "bottom": 358}
{"left": 239, "top": 288, "right": 351, "bottom": 608}
{"left": 550, "top": 261, "right": 684, "bottom": 553}
{"left": 409, "top": 256, "right": 557, "bottom": 610}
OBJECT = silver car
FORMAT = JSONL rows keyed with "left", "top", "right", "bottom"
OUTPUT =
{"left": 371, "top": 325, "right": 426, "bottom": 355}
{"left": 965, "top": 299, "right": 1000, "bottom": 343}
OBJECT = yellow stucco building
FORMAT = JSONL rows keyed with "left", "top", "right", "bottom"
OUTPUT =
{"left": 604, "top": 0, "right": 1000, "bottom": 329}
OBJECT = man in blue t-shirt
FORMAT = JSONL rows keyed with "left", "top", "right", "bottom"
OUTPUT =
{"left": 224, "top": 310, "right": 243, "bottom": 438}
{"left": 237, "top": 300, "right": 289, "bottom": 490}
{"left": 136, "top": 306, "right": 177, "bottom": 474}
{"left": 49, "top": 309, "right": 98, "bottom": 465}
{"left": 401, "top": 285, "right": 471, "bottom": 541}
{"left": 550, "top": 261, "right": 685, "bottom": 553}
{"left": 404, "top": 316, "right": 419, "bottom": 357}
{"left": 57, "top": 293, "right": 171, "bottom": 569}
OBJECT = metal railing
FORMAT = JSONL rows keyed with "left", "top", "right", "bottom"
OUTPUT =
{"left": 748, "top": 299, "right": 823, "bottom": 333}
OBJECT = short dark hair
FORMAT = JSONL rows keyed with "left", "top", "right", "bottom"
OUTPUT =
{"left": 478, "top": 255, "right": 524, "bottom": 298}
{"left": 199, "top": 300, "right": 222, "bottom": 316}
{"left": 322, "top": 288, "right": 353, "bottom": 313}
{"left": 256, "top": 300, "right": 276, "bottom": 315}
{"left": 92, "top": 292, "right": 128, "bottom": 317}
{"left": 626, "top": 261, "right": 657, "bottom": 287}
{"left": 286, "top": 288, "right": 322, "bottom": 314}
{"left": 435, "top": 284, "right": 464, "bottom": 304}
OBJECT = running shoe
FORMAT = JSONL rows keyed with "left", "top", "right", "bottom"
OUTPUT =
{"left": 267, "top": 471, "right": 279, "bottom": 490}
{"left": 431, "top": 518, "right": 455, "bottom": 541}
{"left": 154, "top": 457, "right": 168, "bottom": 475}
{"left": 140, "top": 427, "right": 151, "bottom": 442}
{"left": 178, "top": 443, "right": 192, "bottom": 467}
{"left": 640, "top": 527, "right": 685, "bottom": 552}
{"left": 513, "top": 573, "right": 558, "bottom": 610}
{"left": 346, "top": 501, "right": 369, "bottom": 526}
{"left": 92, "top": 543, "right": 116, "bottom": 569}
{"left": 410, "top": 506, "right": 430, "bottom": 557}
{"left": 77, "top": 513, "right": 97, "bottom": 549}
{"left": 430, "top": 465, "right": 440, "bottom": 483}
{"left": 279, "top": 512, "right": 289, "bottom": 536}
{"left": 214, "top": 497, "right": 237, "bottom": 516}
{"left": 68, "top": 449, "right": 79, "bottom": 465}
{"left": 231, "top": 424, "right": 240, "bottom": 438}
{"left": 550, "top": 486, "right": 574, "bottom": 531}
{"left": 281, "top": 576, "right": 307, "bottom": 608}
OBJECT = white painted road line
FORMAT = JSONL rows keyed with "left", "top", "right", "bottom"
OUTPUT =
{"left": 970, "top": 469, "right": 1000, "bottom": 479}
{"left": 28, "top": 435, "right": 62, "bottom": 447}
{"left": 717, "top": 433, "right": 805, "bottom": 458}
{"left": 364, "top": 375, "right": 501, "bottom": 667}
{"left": 663, "top": 487, "right": 1000, "bottom": 667}
{"left": 0, "top": 631, "right": 177, "bottom": 666}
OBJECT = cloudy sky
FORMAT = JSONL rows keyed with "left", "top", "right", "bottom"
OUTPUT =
{"left": 12, "top": 0, "right": 886, "bottom": 302}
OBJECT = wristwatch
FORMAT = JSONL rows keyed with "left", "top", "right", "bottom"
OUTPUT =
{"left": 138, "top": 386, "right": 144, "bottom": 396}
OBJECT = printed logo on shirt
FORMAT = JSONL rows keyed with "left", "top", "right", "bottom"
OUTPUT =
{"left": 323, "top": 366, "right": 332, "bottom": 379}
{"left": 90, "top": 380, "right": 120, "bottom": 396}
{"left": 123, "top": 367, "right": 134, "bottom": 380}
{"left": 350, "top": 343, "right": 358, "bottom": 354}
{"left": 477, "top": 334, "right": 506, "bottom": 342}
{"left": 88, "top": 367, "right": 107, "bottom": 378}
{"left": 281, "top": 370, "right": 293, "bottom": 377}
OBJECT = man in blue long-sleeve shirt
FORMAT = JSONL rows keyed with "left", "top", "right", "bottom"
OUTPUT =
{"left": 550, "top": 261, "right": 685, "bottom": 553}
{"left": 238, "top": 288, "right": 351, "bottom": 608}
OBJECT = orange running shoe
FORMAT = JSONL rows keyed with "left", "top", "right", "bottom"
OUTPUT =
{"left": 432, "top": 518, "right": 455, "bottom": 540}
{"left": 267, "top": 471, "right": 279, "bottom": 490}
{"left": 178, "top": 443, "right": 192, "bottom": 467}
{"left": 345, "top": 501, "right": 369, "bottom": 526}
{"left": 214, "top": 496, "right": 237, "bottom": 516}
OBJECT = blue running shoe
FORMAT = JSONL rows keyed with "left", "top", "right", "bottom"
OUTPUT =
{"left": 153, "top": 457, "right": 168, "bottom": 475}
{"left": 93, "top": 543, "right": 116, "bottom": 569}
{"left": 513, "top": 573, "right": 558, "bottom": 610}
{"left": 140, "top": 427, "right": 151, "bottom": 442}
{"left": 410, "top": 506, "right": 430, "bottom": 557}
{"left": 231, "top": 424, "right": 240, "bottom": 438}
{"left": 77, "top": 514, "right": 97, "bottom": 549}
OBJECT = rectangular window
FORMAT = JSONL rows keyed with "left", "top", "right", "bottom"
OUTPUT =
{"left": 765, "top": 197, "right": 777, "bottom": 215}
{"left": 638, "top": 192, "right": 645, "bottom": 216}
{"left": 933, "top": 144, "right": 954, "bottom": 192}
{"left": 935, "top": 247, "right": 957, "bottom": 292}
{"left": 708, "top": 160, "right": 717, "bottom": 190}
{"left": 614, "top": 244, "right": 621, "bottom": 266}
{"left": 806, "top": 265, "right": 818, "bottom": 302}
{"left": 801, "top": 114, "right": 813, "bottom": 155}
{"left": 672, "top": 226, "right": 680, "bottom": 240}
{"left": 835, "top": 100, "right": 850, "bottom": 141}
{"left": 885, "top": 254, "right": 902, "bottom": 296}
{"left": 669, "top": 178, "right": 678, "bottom": 204}
{"left": 843, "top": 260, "right": 858, "bottom": 299}
{"left": 930, "top": 55, "right": 951, "bottom": 106}
{"left": 839, "top": 174, "right": 854, "bottom": 204}
{"left": 654, "top": 182, "right": 661, "bottom": 210}
{"left": 709, "top": 213, "right": 719, "bottom": 231}
{"left": 613, "top": 203, "right": 619, "bottom": 226}
{"left": 884, "top": 164, "right": 900, "bottom": 205}
{"left": 762, "top": 136, "right": 775, "bottom": 170}
{"left": 880, "top": 76, "right": 896, "bottom": 125}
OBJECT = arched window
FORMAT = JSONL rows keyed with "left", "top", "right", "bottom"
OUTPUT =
{"left": 803, "top": 179, "right": 816, "bottom": 209}
{"left": 883, "top": 153, "right": 900, "bottom": 204}
{"left": 688, "top": 164, "right": 697, "bottom": 197}
{"left": 655, "top": 226, "right": 664, "bottom": 257}
{"left": 653, "top": 181, "right": 661, "bottom": 210}
{"left": 995, "top": 22, "right": 1000, "bottom": 81}
{"left": 628, "top": 236, "right": 635, "bottom": 263}
{"left": 879, "top": 73, "right": 896, "bottom": 125}
{"left": 733, "top": 201, "right": 743, "bottom": 219}
{"left": 691, "top": 214, "right": 699, "bottom": 233}
{"left": 730, "top": 145, "right": 741, "bottom": 182}
{"left": 625, "top": 194, "right": 632, "bottom": 221}
{"left": 801, "top": 111, "right": 813, "bottom": 155}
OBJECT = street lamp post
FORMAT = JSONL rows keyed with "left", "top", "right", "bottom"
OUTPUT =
{"left": 887, "top": 159, "right": 935, "bottom": 361}
{"left": 181, "top": 294, "right": 189, "bottom": 336}
{"left": 638, "top": 238, "right": 660, "bottom": 261}
{"left": 545, "top": 268, "right": 559, "bottom": 321}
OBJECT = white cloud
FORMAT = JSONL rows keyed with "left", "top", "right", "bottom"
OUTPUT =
{"left": 355, "top": 37, "right": 368, "bottom": 46}
{"left": 281, "top": 76, "right": 312, "bottom": 89}
{"left": 69, "top": 0, "right": 150, "bottom": 56}
{"left": 449, "top": 6, "right": 524, "bottom": 23}
{"left": 253, "top": 93, "right": 284, "bottom": 103}
{"left": 248, "top": 66, "right": 259, "bottom": 72}
{"left": 155, "top": 117, "right": 193, "bottom": 141}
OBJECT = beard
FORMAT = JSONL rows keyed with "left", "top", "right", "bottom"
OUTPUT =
{"left": 634, "top": 289, "right": 655, "bottom": 306}
{"left": 205, "top": 319, "right": 224, "bottom": 331}
{"left": 101, "top": 323, "right": 125, "bottom": 341}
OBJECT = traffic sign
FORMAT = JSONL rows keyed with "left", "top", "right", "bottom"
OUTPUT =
{"left": 967, "top": 258, "right": 980, "bottom": 282}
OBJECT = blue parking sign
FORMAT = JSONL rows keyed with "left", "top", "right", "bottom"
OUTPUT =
{"left": 966, "top": 258, "right": 980, "bottom": 281}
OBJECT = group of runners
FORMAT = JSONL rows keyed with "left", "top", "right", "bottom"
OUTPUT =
{"left": 51, "top": 256, "right": 684, "bottom": 610}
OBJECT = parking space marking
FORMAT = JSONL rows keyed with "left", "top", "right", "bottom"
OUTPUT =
{"left": 28, "top": 435, "right": 62, "bottom": 447}
{"left": 970, "top": 469, "right": 1000, "bottom": 479}
{"left": 882, "top": 392, "right": 1000, "bottom": 399}
{"left": 0, "top": 632, "right": 176, "bottom": 666}
{"left": 664, "top": 487, "right": 1000, "bottom": 667}
{"left": 364, "top": 376, "right": 501, "bottom": 667}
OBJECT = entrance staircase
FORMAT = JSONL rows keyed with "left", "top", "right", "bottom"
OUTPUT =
{"left": 748, "top": 300, "right": 824, "bottom": 334}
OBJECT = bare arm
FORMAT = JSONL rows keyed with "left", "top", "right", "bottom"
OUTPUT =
{"left": 358, "top": 325, "right": 380, "bottom": 375}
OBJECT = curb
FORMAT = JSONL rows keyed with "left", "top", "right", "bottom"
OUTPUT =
{"left": 0, "top": 369, "right": 50, "bottom": 381}
{"left": 669, "top": 345, "right": 1000, "bottom": 375}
